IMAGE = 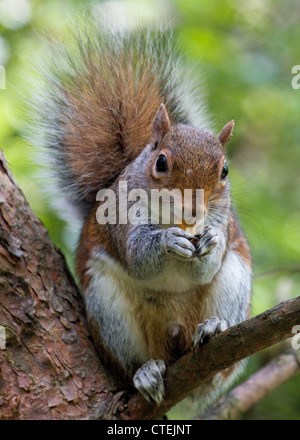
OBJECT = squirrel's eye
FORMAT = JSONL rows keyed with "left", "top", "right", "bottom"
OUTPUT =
{"left": 156, "top": 154, "right": 168, "bottom": 172}
{"left": 221, "top": 162, "right": 228, "bottom": 179}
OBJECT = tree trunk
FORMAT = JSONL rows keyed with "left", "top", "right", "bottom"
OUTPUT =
{"left": 0, "top": 152, "right": 110, "bottom": 419}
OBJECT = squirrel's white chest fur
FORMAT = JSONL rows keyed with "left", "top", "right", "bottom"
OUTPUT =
{"left": 85, "top": 248, "right": 203, "bottom": 368}
{"left": 84, "top": 245, "right": 251, "bottom": 372}
{"left": 89, "top": 248, "right": 199, "bottom": 295}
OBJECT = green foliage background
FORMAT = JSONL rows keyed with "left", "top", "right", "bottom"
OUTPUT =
{"left": 0, "top": 0, "right": 299, "bottom": 419}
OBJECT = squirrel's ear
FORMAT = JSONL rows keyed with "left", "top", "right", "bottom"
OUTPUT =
{"left": 152, "top": 103, "right": 170, "bottom": 149}
{"left": 218, "top": 120, "right": 234, "bottom": 148}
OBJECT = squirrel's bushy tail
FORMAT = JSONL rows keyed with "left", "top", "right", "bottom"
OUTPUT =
{"left": 30, "top": 16, "right": 209, "bottom": 224}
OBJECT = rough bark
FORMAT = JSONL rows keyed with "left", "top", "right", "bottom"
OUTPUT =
{"left": 0, "top": 151, "right": 299, "bottom": 420}
{"left": 0, "top": 152, "right": 111, "bottom": 419}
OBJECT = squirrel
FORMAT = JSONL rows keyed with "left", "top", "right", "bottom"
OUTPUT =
{"left": 32, "top": 21, "right": 252, "bottom": 416}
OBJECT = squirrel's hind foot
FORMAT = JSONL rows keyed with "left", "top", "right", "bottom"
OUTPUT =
{"left": 133, "top": 359, "right": 166, "bottom": 405}
{"left": 192, "top": 316, "right": 228, "bottom": 347}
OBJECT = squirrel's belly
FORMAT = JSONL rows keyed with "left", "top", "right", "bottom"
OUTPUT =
{"left": 139, "top": 259, "right": 198, "bottom": 294}
{"left": 87, "top": 249, "right": 205, "bottom": 363}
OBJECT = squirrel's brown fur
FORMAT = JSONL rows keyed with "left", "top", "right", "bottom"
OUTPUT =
{"left": 32, "top": 24, "right": 208, "bottom": 220}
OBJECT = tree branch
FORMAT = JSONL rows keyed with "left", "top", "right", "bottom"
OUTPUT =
{"left": 255, "top": 264, "right": 300, "bottom": 281}
{"left": 195, "top": 350, "right": 300, "bottom": 420}
{"left": 112, "top": 296, "right": 300, "bottom": 419}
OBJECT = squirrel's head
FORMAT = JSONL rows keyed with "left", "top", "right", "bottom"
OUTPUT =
{"left": 146, "top": 104, "right": 234, "bottom": 231}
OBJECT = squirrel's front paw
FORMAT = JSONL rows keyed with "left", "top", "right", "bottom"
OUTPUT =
{"left": 195, "top": 225, "right": 219, "bottom": 258}
{"left": 164, "top": 227, "right": 196, "bottom": 260}
{"left": 133, "top": 359, "right": 166, "bottom": 405}
{"left": 192, "top": 316, "right": 228, "bottom": 347}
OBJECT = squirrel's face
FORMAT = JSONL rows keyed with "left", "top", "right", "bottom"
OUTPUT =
{"left": 146, "top": 104, "right": 234, "bottom": 228}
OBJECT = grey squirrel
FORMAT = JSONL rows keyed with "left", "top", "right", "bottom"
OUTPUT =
{"left": 32, "top": 19, "right": 252, "bottom": 416}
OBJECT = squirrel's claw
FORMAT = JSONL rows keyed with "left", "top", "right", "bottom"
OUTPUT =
{"left": 195, "top": 225, "right": 219, "bottom": 258}
{"left": 192, "top": 316, "right": 228, "bottom": 347}
{"left": 164, "top": 227, "right": 196, "bottom": 260}
{"left": 133, "top": 359, "right": 166, "bottom": 405}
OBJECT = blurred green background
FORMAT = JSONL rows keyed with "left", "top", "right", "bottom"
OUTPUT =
{"left": 0, "top": 0, "right": 299, "bottom": 419}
